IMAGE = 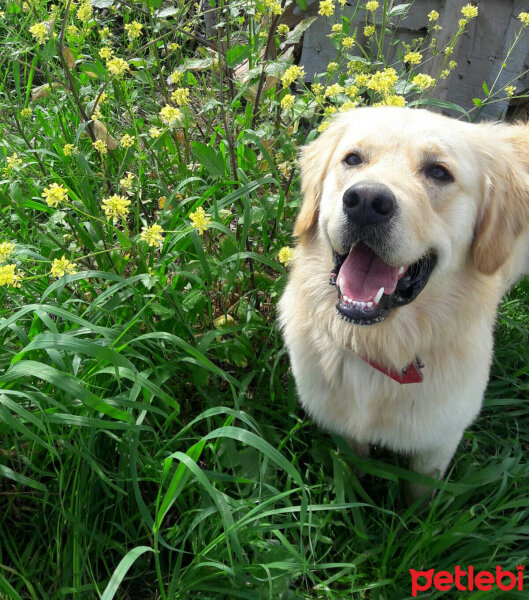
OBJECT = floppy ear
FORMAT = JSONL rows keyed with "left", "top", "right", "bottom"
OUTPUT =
{"left": 293, "top": 121, "right": 342, "bottom": 237}
{"left": 472, "top": 123, "right": 529, "bottom": 275}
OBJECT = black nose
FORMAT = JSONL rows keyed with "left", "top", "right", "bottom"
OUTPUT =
{"left": 343, "top": 182, "right": 396, "bottom": 226}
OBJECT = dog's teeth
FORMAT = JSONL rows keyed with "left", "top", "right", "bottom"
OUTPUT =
{"left": 359, "top": 301, "right": 366, "bottom": 309}
{"left": 398, "top": 266, "right": 406, "bottom": 276}
{"left": 339, "top": 277, "right": 345, "bottom": 293}
{"left": 367, "top": 301, "right": 373, "bottom": 308}
{"left": 374, "top": 287, "right": 384, "bottom": 304}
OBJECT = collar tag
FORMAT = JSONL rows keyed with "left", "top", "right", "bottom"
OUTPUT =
{"left": 363, "top": 356, "right": 424, "bottom": 384}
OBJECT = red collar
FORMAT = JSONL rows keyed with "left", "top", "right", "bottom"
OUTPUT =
{"left": 363, "top": 356, "right": 424, "bottom": 384}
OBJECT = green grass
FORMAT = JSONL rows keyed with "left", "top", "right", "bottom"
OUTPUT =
{"left": 1, "top": 1, "right": 529, "bottom": 598}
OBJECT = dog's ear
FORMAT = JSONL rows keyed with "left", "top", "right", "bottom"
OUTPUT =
{"left": 293, "top": 121, "right": 342, "bottom": 237}
{"left": 472, "top": 123, "right": 529, "bottom": 275}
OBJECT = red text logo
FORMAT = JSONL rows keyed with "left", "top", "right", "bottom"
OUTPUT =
{"left": 410, "top": 564, "right": 524, "bottom": 596}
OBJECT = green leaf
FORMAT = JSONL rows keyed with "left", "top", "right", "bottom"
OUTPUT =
{"left": 280, "top": 18, "right": 318, "bottom": 49}
{"left": 226, "top": 45, "right": 249, "bottom": 68}
{"left": 100, "top": 546, "right": 154, "bottom": 600}
{"left": 388, "top": 3, "right": 411, "bottom": 17}
{"left": 191, "top": 142, "right": 226, "bottom": 178}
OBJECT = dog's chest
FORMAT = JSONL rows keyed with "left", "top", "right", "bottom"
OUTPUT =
{"left": 307, "top": 346, "right": 490, "bottom": 452}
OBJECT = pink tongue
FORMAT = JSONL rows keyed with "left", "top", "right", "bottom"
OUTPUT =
{"left": 338, "top": 242, "right": 399, "bottom": 301}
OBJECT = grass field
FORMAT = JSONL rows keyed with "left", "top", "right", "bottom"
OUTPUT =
{"left": 1, "top": 1, "right": 529, "bottom": 598}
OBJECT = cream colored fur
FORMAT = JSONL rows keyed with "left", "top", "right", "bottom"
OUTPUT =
{"left": 279, "top": 107, "right": 529, "bottom": 501}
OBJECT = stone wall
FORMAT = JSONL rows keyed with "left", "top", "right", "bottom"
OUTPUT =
{"left": 293, "top": 0, "right": 529, "bottom": 120}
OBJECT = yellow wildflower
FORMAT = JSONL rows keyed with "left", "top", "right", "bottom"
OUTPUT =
{"left": 277, "top": 24, "right": 290, "bottom": 36}
{"left": 0, "top": 264, "right": 22, "bottom": 287}
{"left": 278, "top": 246, "right": 294, "bottom": 266}
{"left": 319, "top": 0, "right": 335, "bottom": 17}
{"left": 50, "top": 256, "right": 77, "bottom": 278}
{"left": 99, "top": 46, "right": 114, "bottom": 60}
{"left": 428, "top": 10, "right": 439, "bottom": 22}
{"left": 6, "top": 153, "right": 23, "bottom": 169}
{"left": 354, "top": 73, "right": 370, "bottom": 87}
{"left": 159, "top": 104, "right": 182, "bottom": 127}
{"left": 312, "top": 83, "right": 324, "bottom": 96}
{"left": 263, "top": 0, "right": 282, "bottom": 15}
{"left": 68, "top": 24, "right": 79, "bottom": 37}
{"left": 324, "top": 106, "right": 337, "bottom": 116}
{"left": 120, "top": 173, "right": 135, "bottom": 189}
{"left": 281, "top": 65, "right": 305, "bottom": 88}
{"left": 29, "top": 22, "right": 49, "bottom": 44}
{"left": 318, "top": 121, "right": 331, "bottom": 133}
{"left": 93, "top": 139, "right": 108, "bottom": 154}
{"left": 379, "top": 95, "right": 406, "bottom": 106}
{"left": 413, "top": 73, "right": 436, "bottom": 90}
{"left": 365, "top": 1, "right": 379, "bottom": 11}
{"left": 158, "top": 196, "right": 167, "bottom": 210}
{"left": 63, "top": 143, "right": 78, "bottom": 156}
{"left": 91, "top": 106, "right": 103, "bottom": 120}
{"left": 77, "top": 1, "right": 92, "bottom": 23}
{"left": 170, "top": 88, "right": 190, "bottom": 106}
{"left": 404, "top": 51, "right": 422, "bottom": 65}
{"left": 107, "top": 57, "right": 130, "bottom": 77}
{"left": 519, "top": 12, "right": 529, "bottom": 26}
{"left": 324, "top": 83, "right": 344, "bottom": 97}
{"left": 189, "top": 206, "right": 211, "bottom": 235}
{"left": 42, "top": 183, "right": 68, "bottom": 207}
{"left": 140, "top": 223, "right": 164, "bottom": 247}
{"left": 345, "top": 85, "right": 359, "bottom": 98}
{"left": 168, "top": 42, "right": 180, "bottom": 51}
{"left": 120, "top": 134, "right": 135, "bottom": 149}
{"left": 0, "top": 242, "right": 15, "bottom": 262}
{"left": 149, "top": 126, "right": 162, "bottom": 138}
{"left": 440, "top": 69, "right": 450, "bottom": 79}
{"left": 331, "top": 24, "right": 343, "bottom": 34}
{"left": 343, "top": 36, "right": 355, "bottom": 49}
{"left": 169, "top": 70, "right": 183, "bottom": 85}
{"left": 101, "top": 194, "right": 131, "bottom": 221}
{"left": 461, "top": 4, "right": 478, "bottom": 19}
{"left": 505, "top": 86, "right": 516, "bottom": 98}
{"left": 327, "top": 62, "right": 339, "bottom": 73}
{"left": 367, "top": 68, "right": 398, "bottom": 94}
{"left": 449, "top": 60, "right": 457, "bottom": 70}
{"left": 339, "top": 100, "right": 357, "bottom": 112}
{"left": 281, "top": 94, "right": 295, "bottom": 109}
{"left": 21, "top": 108, "right": 32, "bottom": 118}
{"left": 364, "top": 25, "right": 376, "bottom": 37}
{"left": 125, "top": 21, "right": 143, "bottom": 40}
{"left": 99, "top": 26, "right": 110, "bottom": 40}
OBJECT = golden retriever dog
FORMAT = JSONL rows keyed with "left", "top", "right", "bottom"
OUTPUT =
{"left": 279, "top": 107, "right": 529, "bottom": 501}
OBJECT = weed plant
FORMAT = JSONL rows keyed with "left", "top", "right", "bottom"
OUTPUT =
{"left": 1, "top": 1, "right": 529, "bottom": 598}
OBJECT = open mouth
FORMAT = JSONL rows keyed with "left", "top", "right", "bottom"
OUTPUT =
{"left": 329, "top": 242, "right": 437, "bottom": 325}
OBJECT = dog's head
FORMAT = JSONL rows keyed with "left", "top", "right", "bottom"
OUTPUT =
{"left": 294, "top": 107, "right": 529, "bottom": 325}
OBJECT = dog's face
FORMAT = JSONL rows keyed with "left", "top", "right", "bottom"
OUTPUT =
{"left": 294, "top": 107, "right": 529, "bottom": 325}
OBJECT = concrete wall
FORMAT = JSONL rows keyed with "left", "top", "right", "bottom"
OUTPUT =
{"left": 294, "top": 0, "right": 529, "bottom": 120}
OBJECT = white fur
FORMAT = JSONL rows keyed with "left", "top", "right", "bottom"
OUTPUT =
{"left": 279, "top": 107, "right": 529, "bottom": 501}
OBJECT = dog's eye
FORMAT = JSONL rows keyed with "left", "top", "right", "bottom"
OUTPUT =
{"left": 425, "top": 164, "right": 453, "bottom": 182}
{"left": 344, "top": 152, "right": 362, "bottom": 166}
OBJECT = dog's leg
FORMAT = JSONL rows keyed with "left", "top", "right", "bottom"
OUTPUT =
{"left": 406, "top": 432, "right": 462, "bottom": 504}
